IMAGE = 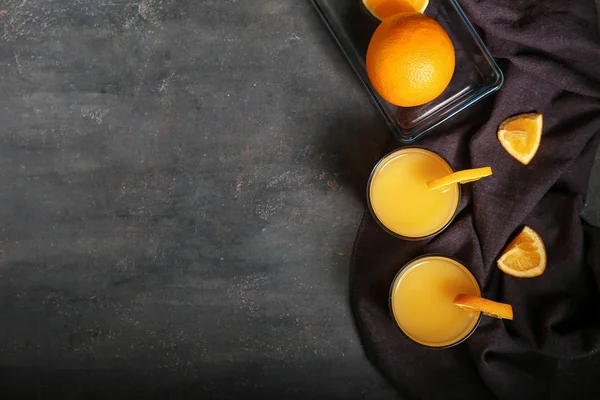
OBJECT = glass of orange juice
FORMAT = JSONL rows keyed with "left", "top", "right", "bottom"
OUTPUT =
{"left": 367, "top": 147, "right": 460, "bottom": 240}
{"left": 389, "top": 255, "right": 482, "bottom": 348}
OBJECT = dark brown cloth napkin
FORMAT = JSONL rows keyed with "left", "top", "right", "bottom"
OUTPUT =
{"left": 350, "top": 0, "right": 600, "bottom": 399}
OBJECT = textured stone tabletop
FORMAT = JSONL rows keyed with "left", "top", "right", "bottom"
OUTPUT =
{"left": 0, "top": 0, "right": 597, "bottom": 398}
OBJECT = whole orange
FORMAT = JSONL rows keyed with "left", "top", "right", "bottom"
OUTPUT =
{"left": 366, "top": 13, "right": 455, "bottom": 107}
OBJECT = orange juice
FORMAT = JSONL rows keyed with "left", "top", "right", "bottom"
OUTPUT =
{"left": 368, "top": 148, "right": 459, "bottom": 239}
{"left": 390, "top": 256, "right": 481, "bottom": 347}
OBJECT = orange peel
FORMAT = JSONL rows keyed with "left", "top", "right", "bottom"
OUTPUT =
{"left": 362, "top": 0, "right": 429, "bottom": 20}
{"left": 497, "top": 226, "right": 547, "bottom": 278}
{"left": 427, "top": 167, "right": 493, "bottom": 190}
{"left": 453, "top": 294, "right": 514, "bottom": 320}
{"left": 497, "top": 113, "right": 543, "bottom": 165}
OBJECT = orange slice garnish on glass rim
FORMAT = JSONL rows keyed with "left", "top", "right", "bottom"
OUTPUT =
{"left": 497, "top": 113, "right": 543, "bottom": 165}
{"left": 427, "top": 167, "right": 493, "bottom": 190}
{"left": 453, "top": 294, "right": 514, "bottom": 320}
{"left": 362, "top": 0, "right": 429, "bottom": 20}
{"left": 497, "top": 226, "right": 547, "bottom": 278}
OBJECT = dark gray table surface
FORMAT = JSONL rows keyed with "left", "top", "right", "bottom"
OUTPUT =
{"left": 0, "top": 1, "right": 598, "bottom": 398}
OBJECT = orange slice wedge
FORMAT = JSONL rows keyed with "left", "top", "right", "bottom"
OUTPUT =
{"left": 497, "top": 113, "right": 543, "bottom": 165}
{"left": 453, "top": 294, "right": 514, "bottom": 320}
{"left": 427, "top": 167, "right": 493, "bottom": 190}
{"left": 362, "top": 0, "right": 429, "bottom": 20}
{"left": 497, "top": 226, "right": 547, "bottom": 278}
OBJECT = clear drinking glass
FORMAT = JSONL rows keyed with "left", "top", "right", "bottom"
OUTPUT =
{"left": 389, "top": 255, "right": 482, "bottom": 348}
{"left": 367, "top": 147, "right": 461, "bottom": 240}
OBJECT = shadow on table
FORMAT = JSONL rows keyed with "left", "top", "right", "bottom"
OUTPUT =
{"left": 314, "top": 112, "right": 393, "bottom": 204}
{"left": 311, "top": 112, "right": 392, "bottom": 295}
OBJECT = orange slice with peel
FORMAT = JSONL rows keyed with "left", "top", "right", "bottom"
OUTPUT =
{"left": 362, "top": 0, "right": 429, "bottom": 20}
{"left": 427, "top": 167, "right": 493, "bottom": 190}
{"left": 497, "top": 226, "right": 547, "bottom": 278}
{"left": 497, "top": 113, "right": 543, "bottom": 165}
{"left": 453, "top": 294, "right": 514, "bottom": 320}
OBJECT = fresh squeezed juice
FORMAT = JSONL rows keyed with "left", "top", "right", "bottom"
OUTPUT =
{"left": 368, "top": 148, "right": 459, "bottom": 239}
{"left": 390, "top": 256, "right": 481, "bottom": 347}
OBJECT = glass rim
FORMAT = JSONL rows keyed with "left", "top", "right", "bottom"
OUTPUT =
{"left": 388, "top": 254, "right": 482, "bottom": 349}
{"left": 366, "top": 146, "right": 461, "bottom": 241}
